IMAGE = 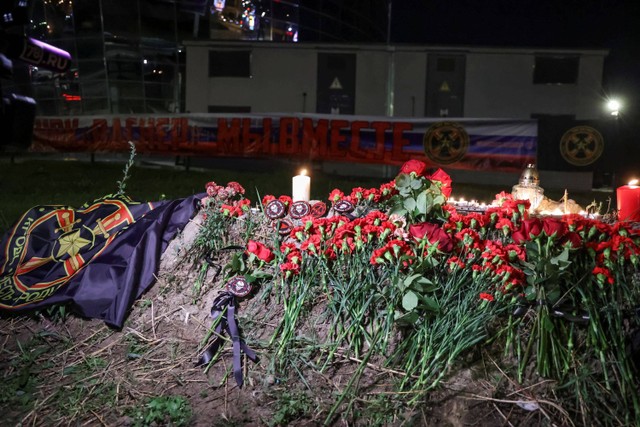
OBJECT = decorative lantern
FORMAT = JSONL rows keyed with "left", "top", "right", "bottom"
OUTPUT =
{"left": 512, "top": 164, "right": 544, "bottom": 211}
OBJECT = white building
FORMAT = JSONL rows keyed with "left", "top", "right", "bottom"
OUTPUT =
{"left": 184, "top": 41, "right": 608, "bottom": 120}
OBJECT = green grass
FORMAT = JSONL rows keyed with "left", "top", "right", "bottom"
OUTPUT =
{"left": 0, "top": 156, "right": 613, "bottom": 234}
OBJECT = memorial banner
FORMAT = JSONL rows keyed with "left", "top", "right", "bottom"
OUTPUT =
{"left": 32, "top": 114, "right": 537, "bottom": 172}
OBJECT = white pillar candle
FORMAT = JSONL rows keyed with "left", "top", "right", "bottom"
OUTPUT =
{"left": 292, "top": 169, "right": 311, "bottom": 202}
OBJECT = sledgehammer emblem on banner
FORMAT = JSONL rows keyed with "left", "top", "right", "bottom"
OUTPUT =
{"left": 559, "top": 125, "right": 604, "bottom": 166}
{"left": 423, "top": 121, "right": 469, "bottom": 165}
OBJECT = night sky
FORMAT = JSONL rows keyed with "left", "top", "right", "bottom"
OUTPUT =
{"left": 390, "top": 0, "right": 640, "bottom": 118}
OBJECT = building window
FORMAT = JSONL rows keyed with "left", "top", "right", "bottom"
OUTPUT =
{"left": 327, "top": 54, "right": 347, "bottom": 70}
{"left": 209, "top": 50, "right": 251, "bottom": 77}
{"left": 533, "top": 56, "right": 579, "bottom": 84}
{"left": 436, "top": 57, "right": 456, "bottom": 73}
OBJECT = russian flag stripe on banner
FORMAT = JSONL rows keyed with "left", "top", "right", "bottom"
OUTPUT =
{"left": 32, "top": 114, "right": 537, "bottom": 173}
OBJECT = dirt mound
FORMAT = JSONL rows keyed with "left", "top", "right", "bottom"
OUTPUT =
{"left": 0, "top": 211, "right": 562, "bottom": 426}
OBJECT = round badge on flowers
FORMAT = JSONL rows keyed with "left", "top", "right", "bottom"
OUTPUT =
{"left": 289, "top": 201, "right": 311, "bottom": 219}
{"left": 333, "top": 200, "right": 355, "bottom": 214}
{"left": 226, "top": 276, "right": 252, "bottom": 298}
{"left": 273, "top": 218, "right": 294, "bottom": 236}
{"left": 265, "top": 200, "right": 287, "bottom": 220}
{"left": 310, "top": 201, "right": 327, "bottom": 218}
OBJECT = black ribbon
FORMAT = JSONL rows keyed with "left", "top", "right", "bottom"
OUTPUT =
{"left": 196, "top": 291, "right": 258, "bottom": 387}
{"left": 203, "top": 245, "right": 246, "bottom": 280}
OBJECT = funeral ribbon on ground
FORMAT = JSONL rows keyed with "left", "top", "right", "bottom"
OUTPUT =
{"left": 196, "top": 291, "right": 257, "bottom": 387}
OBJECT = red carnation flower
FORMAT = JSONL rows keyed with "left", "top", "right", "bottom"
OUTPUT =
{"left": 479, "top": 292, "right": 495, "bottom": 302}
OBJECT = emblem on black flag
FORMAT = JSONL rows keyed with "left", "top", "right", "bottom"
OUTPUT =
{"left": 559, "top": 125, "right": 604, "bottom": 166}
{"left": 0, "top": 195, "right": 149, "bottom": 309}
{"left": 423, "top": 121, "right": 469, "bottom": 165}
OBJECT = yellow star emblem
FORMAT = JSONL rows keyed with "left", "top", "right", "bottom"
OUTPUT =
{"left": 56, "top": 230, "right": 91, "bottom": 259}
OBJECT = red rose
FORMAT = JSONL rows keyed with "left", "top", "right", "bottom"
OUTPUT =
{"left": 562, "top": 231, "right": 583, "bottom": 248}
{"left": 399, "top": 159, "right": 428, "bottom": 177}
{"left": 543, "top": 217, "right": 568, "bottom": 239}
{"left": 246, "top": 240, "right": 275, "bottom": 263}
{"left": 408, "top": 222, "right": 453, "bottom": 252}
{"left": 427, "top": 168, "right": 452, "bottom": 197}
{"left": 512, "top": 218, "right": 543, "bottom": 244}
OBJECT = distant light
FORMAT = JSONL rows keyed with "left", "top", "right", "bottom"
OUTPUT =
{"left": 62, "top": 93, "right": 81, "bottom": 101}
{"left": 607, "top": 99, "right": 621, "bottom": 117}
{"left": 608, "top": 99, "right": 620, "bottom": 111}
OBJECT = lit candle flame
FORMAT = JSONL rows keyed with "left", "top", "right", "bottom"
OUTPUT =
{"left": 299, "top": 169, "right": 307, "bottom": 176}
{"left": 629, "top": 179, "right": 638, "bottom": 186}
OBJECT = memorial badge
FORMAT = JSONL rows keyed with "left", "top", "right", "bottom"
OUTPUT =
{"left": 310, "top": 201, "right": 327, "bottom": 218}
{"left": 273, "top": 218, "right": 293, "bottom": 236}
{"left": 265, "top": 200, "right": 286, "bottom": 219}
{"left": 289, "top": 201, "right": 311, "bottom": 219}
{"left": 226, "top": 276, "right": 252, "bottom": 298}
{"left": 333, "top": 200, "right": 355, "bottom": 214}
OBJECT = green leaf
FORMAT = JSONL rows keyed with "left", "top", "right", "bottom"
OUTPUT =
{"left": 547, "top": 288, "right": 561, "bottom": 305}
{"left": 229, "top": 253, "right": 244, "bottom": 273}
{"left": 389, "top": 205, "right": 408, "bottom": 218}
{"left": 394, "top": 311, "right": 420, "bottom": 326}
{"left": 395, "top": 173, "right": 411, "bottom": 188}
{"left": 398, "top": 187, "right": 412, "bottom": 197}
{"left": 524, "top": 285, "right": 536, "bottom": 300}
{"left": 433, "top": 194, "right": 446, "bottom": 206}
{"left": 550, "top": 248, "right": 569, "bottom": 265}
{"left": 252, "top": 270, "right": 272, "bottom": 279}
{"left": 402, "top": 274, "right": 422, "bottom": 289}
{"left": 402, "top": 291, "right": 419, "bottom": 311}
{"left": 419, "top": 295, "right": 440, "bottom": 312}
{"left": 403, "top": 198, "right": 417, "bottom": 212}
{"left": 416, "top": 192, "right": 428, "bottom": 215}
{"left": 541, "top": 315, "right": 555, "bottom": 332}
{"left": 405, "top": 275, "right": 437, "bottom": 293}
{"left": 410, "top": 177, "right": 424, "bottom": 190}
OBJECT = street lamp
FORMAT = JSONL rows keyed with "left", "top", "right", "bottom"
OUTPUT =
{"left": 607, "top": 98, "right": 621, "bottom": 118}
